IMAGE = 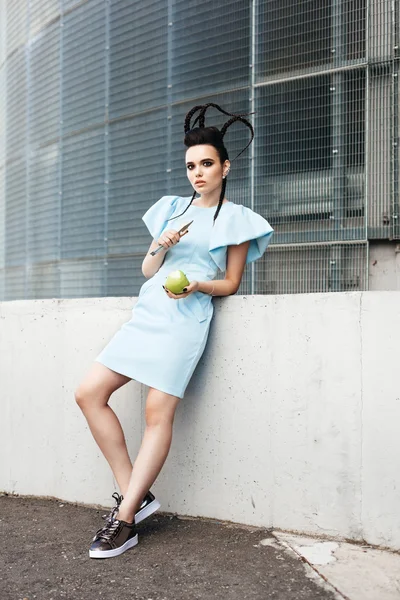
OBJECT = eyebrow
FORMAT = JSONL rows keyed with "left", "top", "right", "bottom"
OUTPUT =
{"left": 186, "top": 158, "right": 215, "bottom": 165}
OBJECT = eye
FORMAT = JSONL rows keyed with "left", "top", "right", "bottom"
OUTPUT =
{"left": 203, "top": 161, "right": 213, "bottom": 167}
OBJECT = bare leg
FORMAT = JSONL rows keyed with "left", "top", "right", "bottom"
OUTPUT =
{"left": 75, "top": 362, "right": 133, "bottom": 495}
{"left": 116, "top": 387, "right": 180, "bottom": 523}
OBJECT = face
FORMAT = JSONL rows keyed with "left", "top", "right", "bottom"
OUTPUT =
{"left": 185, "top": 144, "right": 230, "bottom": 194}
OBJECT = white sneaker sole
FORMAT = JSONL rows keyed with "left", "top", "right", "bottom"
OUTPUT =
{"left": 135, "top": 498, "right": 161, "bottom": 524}
{"left": 89, "top": 533, "right": 138, "bottom": 559}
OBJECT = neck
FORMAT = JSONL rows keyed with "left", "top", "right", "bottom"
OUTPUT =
{"left": 196, "top": 188, "right": 224, "bottom": 208}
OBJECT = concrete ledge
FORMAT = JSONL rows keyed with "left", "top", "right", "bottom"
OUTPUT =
{"left": 0, "top": 292, "right": 399, "bottom": 550}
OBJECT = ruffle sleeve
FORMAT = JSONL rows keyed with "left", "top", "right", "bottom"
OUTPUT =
{"left": 209, "top": 204, "right": 274, "bottom": 271}
{"left": 142, "top": 195, "right": 180, "bottom": 240}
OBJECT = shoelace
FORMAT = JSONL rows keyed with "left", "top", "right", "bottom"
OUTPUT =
{"left": 102, "top": 492, "right": 123, "bottom": 524}
{"left": 95, "top": 517, "right": 121, "bottom": 542}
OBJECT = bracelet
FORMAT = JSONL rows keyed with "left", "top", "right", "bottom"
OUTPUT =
{"left": 209, "top": 284, "right": 215, "bottom": 296}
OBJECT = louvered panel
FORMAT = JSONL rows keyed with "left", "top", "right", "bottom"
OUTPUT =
{"left": 5, "top": 158, "right": 26, "bottom": 266}
{"left": 27, "top": 262, "right": 60, "bottom": 299}
{"left": 63, "top": 0, "right": 85, "bottom": 12}
{"left": 61, "top": 129, "right": 105, "bottom": 258}
{"left": 4, "top": 266, "right": 25, "bottom": 300}
{"left": 62, "top": 0, "right": 106, "bottom": 134}
{"left": 0, "top": 65, "right": 6, "bottom": 165}
{"left": 29, "top": 143, "right": 60, "bottom": 262}
{"left": 109, "top": 0, "right": 167, "bottom": 118}
{"left": 367, "top": 71, "right": 392, "bottom": 237}
{"left": 0, "top": 269, "right": 4, "bottom": 300}
{"left": 0, "top": 166, "right": 5, "bottom": 269}
{"left": 60, "top": 258, "right": 104, "bottom": 298}
{"left": 369, "top": 0, "right": 393, "bottom": 62}
{"left": 29, "top": 0, "right": 61, "bottom": 37}
{"left": 171, "top": 0, "right": 250, "bottom": 101}
{"left": 170, "top": 91, "right": 251, "bottom": 206}
{"left": 5, "top": 0, "right": 27, "bottom": 57}
{"left": 108, "top": 109, "right": 167, "bottom": 255}
{"left": 6, "top": 49, "right": 27, "bottom": 159}
{"left": 106, "top": 256, "right": 146, "bottom": 297}
{"left": 0, "top": 4, "right": 6, "bottom": 66}
{"left": 30, "top": 20, "right": 60, "bottom": 146}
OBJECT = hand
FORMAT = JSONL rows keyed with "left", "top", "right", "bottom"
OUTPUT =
{"left": 163, "top": 280, "right": 199, "bottom": 299}
{"left": 157, "top": 228, "right": 188, "bottom": 250}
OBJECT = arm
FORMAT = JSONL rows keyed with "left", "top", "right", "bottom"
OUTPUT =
{"left": 198, "top": 241, "right": 250, "bottom": 296}
{"left": 163, "top": 241, "right": 250, "bottom": 299}
{"left": 142, "top": 229, "right": 188, "bottom": 279}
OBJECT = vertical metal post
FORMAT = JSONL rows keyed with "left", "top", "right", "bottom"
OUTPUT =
{"left": 392, "top": 0, "right": 400, "bottom": 238}
{"left": 104, "top": 0, "right": 110, "bottom": 296}
{"left": 330, "top": 0, "right": 345, "bottom": 290}
{"left": 166, "top": 0, "right": 173, "bottom": 195}
{"left": 365, "top": 0, "right": 370, "bottom": 288}
{"left": 25, "top": 1, "right": 31, "bottom": 298}
{"left": 250, "top": 0, "right": 256, "bottom": 294}
{"left": 58, "top": 3, "right": 64, "bottom": 297}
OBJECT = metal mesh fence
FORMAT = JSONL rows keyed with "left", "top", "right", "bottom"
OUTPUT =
{"left": 0, "top": 0, "right": 398, "bottom": 299}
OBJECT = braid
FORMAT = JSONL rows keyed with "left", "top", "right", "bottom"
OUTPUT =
{"left": 167, "top": 190, "right": 196, "bottom": 222}
{"left": 213, "top": 177, "right": 227, "bottom": 224}
{"left": 220, "top": 115, "right": 254, "bottom": 161}
{"left": 185, "top": 102, "right": 254, "bottom": 133}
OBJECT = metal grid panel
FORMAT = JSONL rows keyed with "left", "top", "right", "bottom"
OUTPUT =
{"left": 255, "top": 70, "right": 366, "bottom": 244}
{"left": 171, "top": 0, "right": 250, "bottom": 101}
{"left": 61, "top": 129, "right": 105, "bottom": 258}
{"left": 30, "top": 20, "right": 60, "bottom": 147}
{"left": 108, "top": 109, "right": 168, "bottom": 256}
{"left": 6, "top": 48, "right": 27, "bottom": 159}
{"left": 29, "top": 0, "right": 61, "bottom": 37}
{"left": 109, "top": 0, "right": 168, "bottom": 118}
{"left": 29, "top": 143, "right": 60, "bottom": 262}
{"left": 62, "top": 0, "right": 106, "bottom": 134}
{"left": 256, "top": 242, "right": 368, "bottom": 294}
{"left": 256, "top": 0, "right": 366, "bottom": 81}
{"left": 5, "top": 158, "right": 26, "bottom": 267}
{"left": 0, "top": 0, "right": 398, "bottom": 300}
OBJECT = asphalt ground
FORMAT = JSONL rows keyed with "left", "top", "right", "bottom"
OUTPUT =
{"left": 0, "top": 495, "right": 338, "bottom": 600}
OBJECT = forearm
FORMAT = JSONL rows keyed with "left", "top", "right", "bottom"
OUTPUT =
{"left": 197, "top": 278, "right": 238, "bottom": 297}
{"left": 142, "top": 247, "right": 167, "bottom": 278}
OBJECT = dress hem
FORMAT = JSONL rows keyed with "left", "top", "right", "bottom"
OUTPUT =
{"left": 94, "top": 358, "right": 184, "bottom": 399}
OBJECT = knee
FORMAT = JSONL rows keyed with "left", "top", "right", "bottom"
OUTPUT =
{"left": 74, "top": 384, "right": 92, "bottom": 411}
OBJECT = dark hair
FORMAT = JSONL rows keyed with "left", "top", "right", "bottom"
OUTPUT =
{"left": 168, "top": 103, "right": 254, "bottom": 224}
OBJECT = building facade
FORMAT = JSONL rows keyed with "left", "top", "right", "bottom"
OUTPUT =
{"left": 0, "top": 0, "right": 399, "bottom": 299}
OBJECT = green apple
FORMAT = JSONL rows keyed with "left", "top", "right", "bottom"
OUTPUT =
{"left": 165, "top": 270, "right": 190, "bottom": 294}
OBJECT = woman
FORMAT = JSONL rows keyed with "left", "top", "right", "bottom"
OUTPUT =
{"left": 75, "top": 103, "right": 274, "bottom": 559}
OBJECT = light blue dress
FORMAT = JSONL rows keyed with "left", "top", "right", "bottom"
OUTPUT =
{"left": 96, "top": 195, "right": 274, "bottom": 398}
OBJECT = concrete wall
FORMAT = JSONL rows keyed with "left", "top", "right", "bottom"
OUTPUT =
{"left": 0, "top": 293, "right": 399, "bottom": 551}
